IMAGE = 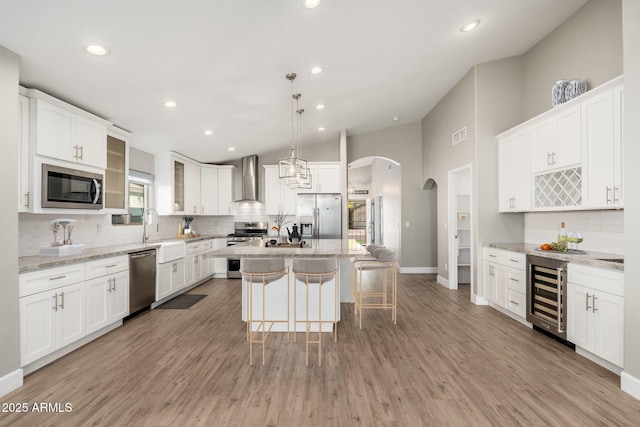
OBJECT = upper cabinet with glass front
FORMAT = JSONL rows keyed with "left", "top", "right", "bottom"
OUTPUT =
{"left": 155, "top": 152, "right": 200, "bottom": 215}
{"left": 104, "top": 128, "right": 130, "bottom": 213}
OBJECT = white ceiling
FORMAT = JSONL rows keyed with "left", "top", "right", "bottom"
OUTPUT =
{"left": 0, "top": 0, "right": 588, "bottom": 163}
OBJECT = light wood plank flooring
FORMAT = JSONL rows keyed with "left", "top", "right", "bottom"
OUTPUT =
{"left": 2, "top": 274, "right": 639, "bottom": 426}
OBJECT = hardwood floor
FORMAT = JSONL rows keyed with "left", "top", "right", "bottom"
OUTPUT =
{"left": 2, "top": 274, "right": 639, "bottom": 426}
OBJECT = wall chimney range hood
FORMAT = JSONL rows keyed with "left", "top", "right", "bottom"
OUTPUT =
{"left": 235, "top": 155, "right": 259, "bottom": 202}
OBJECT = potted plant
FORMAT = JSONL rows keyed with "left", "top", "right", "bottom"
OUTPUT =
{"left": 271, "top": 209, "right": 290, "bottom": 244}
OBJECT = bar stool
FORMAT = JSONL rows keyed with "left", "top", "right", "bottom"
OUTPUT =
{"left": 352, "top": 246, "right": 385, "bottom": 314}
{"left": 353, "top": 249, "right": 397, "bottom": 329}
{"left": 241, "top": 258, "right": 289, "bottom": 365}
{"left": 293, "top": 258, "right": 338, "bottom": 366}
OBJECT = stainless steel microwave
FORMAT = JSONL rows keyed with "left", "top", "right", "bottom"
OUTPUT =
{"left": 41, "top": 164, "right": 103, "bottom": 209}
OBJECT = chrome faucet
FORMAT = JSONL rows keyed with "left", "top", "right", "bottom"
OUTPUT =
{"left": 142, "top": 208, "right": 159, "bottom": 243}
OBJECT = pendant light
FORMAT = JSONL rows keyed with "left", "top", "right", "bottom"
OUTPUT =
{"left": 279, "top": 73, "right": 308, "bottom": 181}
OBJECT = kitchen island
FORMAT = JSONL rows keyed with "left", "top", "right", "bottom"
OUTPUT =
{"left": 203, "top": 239, "right": 368, "bottom": 332}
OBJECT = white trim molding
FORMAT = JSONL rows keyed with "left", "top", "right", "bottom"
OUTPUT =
{"left": 621, "top": 371, "right": 640, "bottom": 400}
{"left": 0, "top": 368, "right": 23, "bottom": 398}
{"left": 436, "top": 275, "right": 449, "bottom": 288}
{"left": 398, "top": 267, "right": 437, "bottom": 274}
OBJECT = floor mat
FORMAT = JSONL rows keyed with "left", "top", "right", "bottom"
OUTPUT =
{"left": 157, "top": 294, "right": 207, "bottom": 309}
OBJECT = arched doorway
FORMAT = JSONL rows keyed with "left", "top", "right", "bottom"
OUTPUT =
{"left": 348, "top": 156, "right": 401, "bottom": 260}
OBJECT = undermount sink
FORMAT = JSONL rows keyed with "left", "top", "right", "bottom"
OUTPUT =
{"left": 157, "top": 241, "right": 186, "bottom": 263}
{"left": 596, "top": 258, "right": 624, "bottom": 264}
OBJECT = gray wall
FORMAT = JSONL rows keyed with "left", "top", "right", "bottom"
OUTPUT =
{"left": 129, "top": 146, "right": 155, "bottom": 175}
{"left": 421, "top": 69, "right": 475, "bottom": 280}
{"left": 348, "top": 122, "right": 432, "bottom": 268}
{"left": 623, "top": 0, "right": 640, "bottom": 391}
{"left": 523, "top": 0, "right": 623, "bottom": 119}
{"left": 0, "top": 46, "right": 20, "bottom": 379}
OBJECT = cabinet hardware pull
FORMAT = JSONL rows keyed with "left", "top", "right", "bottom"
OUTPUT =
{"left": 614, "top": 186, "right": 620, "bottom": 203}
{"left": 552, "top": 152, "right": 556, "bottom": 165}
{"left": 509, "top": 259, "right": 519, "bottom": 263}
{"left": 112, "top": 278, "right": 116, "bottom": 292}
{"left": 79, "top": 145, "right": 84, "bottom": 160}
{"left": 586, "top": 292, "right": 591, "bottom": 311}
{"left": 547, "top": 152, "right": 552, "bottom": 166}
{"left": 105, "top": 264, "right": 117, "bottom": 268}
{"left": 24, "top": 191, "right": 29, "bottom": 209}
{"left": 509, "top": 278, "right": 519, "bottom": 282}
{"left": 606, "top": 186, "right": 612, "bottom": 204}
{"left": 488, "top": 254, "right": 497, "bottom": 258}
{"left": 59, "top": 291, "right": 64, "bottom": 309}
{"left": 592, "top": 295, "right": 598, "bottom": 313}
{"left": 510, "top": 300, "right": 519, "bottom": 305}
{"left": 107, "top": 278, "right": 112, "bottom": 292}
{"left": 53, "top": 293, "right": 58, "bottom": 311}
{"left": 49, "top": 275, "right": 67, "bottom": 281}
{"left": 73, "top": 145, "right": 78, "bottom": 159}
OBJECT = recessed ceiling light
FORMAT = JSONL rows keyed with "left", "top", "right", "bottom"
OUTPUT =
{"left": 392, "top": 116, "right": 399, "bottom": 121}
{"left": 204, "top": 130, "right": 214, "bottom": 136}
{"left": 228, "top": 147, "right": 236, "bottom": 152}
{"left": 316, "top": 104, "right": 325, "bottom": 110}
{"left": 310, "top": 67, "right": 323, "bottom": 75}
{"left": 304, "top": 0, "right": 320, "bottom": 9}
{"left": 85, "top": 44, "right": 109, "bottom": 56}
{"left": 318, "top": 127, "right": 326, "bottom": 132}
{"left": 163, "top": 101, "right": 178, "bottom": 108}
{"left": 460, "top": 19, "right": 481, "bottom": 32}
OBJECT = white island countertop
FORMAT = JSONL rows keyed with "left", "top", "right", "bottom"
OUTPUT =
{"left": 203, "top": 238, "right": 368, "bottom": 258}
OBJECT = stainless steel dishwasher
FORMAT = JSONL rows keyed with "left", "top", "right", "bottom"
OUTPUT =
{"left": 129, "top": 249, "right": 157, "bottom": 315}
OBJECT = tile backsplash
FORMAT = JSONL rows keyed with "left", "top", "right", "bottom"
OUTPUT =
{"left": 524, "top": 210, "right": 624, "bottom": 255}
{"left": 18, "top": 213, "right": 235, "bottom": 257}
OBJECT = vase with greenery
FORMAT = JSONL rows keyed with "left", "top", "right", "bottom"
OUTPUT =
{"left": 272, "top": 209, "right": 290, "bottom": 244}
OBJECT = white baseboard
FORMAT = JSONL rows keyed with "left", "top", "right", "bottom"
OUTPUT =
{"left": 471, "top": 293, "right": 489, "bottom": 306}
{"left": 621, "top": 371, "right": 640, "bottom": 400}
{"left": 398, "top": 267, "right": 437, "bottom": 274}
{"left": 0, "top": 368, "right": 23, "bottom": 398}
{"left": 436, "top": 275, "right": 449, "bottom": 288}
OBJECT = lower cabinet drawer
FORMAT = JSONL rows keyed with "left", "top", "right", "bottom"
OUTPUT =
{"left": 506, "top": 290, "right": 526, "bottom": 318}
{"left": 506, "top": 268, "right": 526, "bottom": 293}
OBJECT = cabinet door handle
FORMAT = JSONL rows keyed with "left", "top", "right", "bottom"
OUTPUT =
{"left": 547, "top": 152, "right": 552, "bottom": 166}
{"left": 592, "top": 295, "right": 598, "bottom": 313}
{"left": 112, "top": 278, "right": 116, "bottom": 292}
{"left": 107, "top": 278, "right": 112, "bottom": 292}
{"left": 52, "top": 294, "right": 58, "bottom": 311}
{"left": 614, "top": 186, "right": 620, "bottom": 203}
{"left": 586, "top": 292, "right": 591, "bottom": 311}
{"left": 79, "top": 145, "right": 84, "bottom": 160}
{"left": 488, "top": 254, "right": 497, "bottom": 258}
{"left": 59, "top": 291, "right": 64, "bottom": 309}
{"left": 509, "top": 259, "right": 520, "bottom": 263}
{"left": 73, "top": 145, "right": 78, "bottom": 160}
{"left": 509, "top": 300, "right": 520, "bottom": 306}
{"left": 552, "top": 152, "right": 556, "bottom": 165}
{"left": 105, "top": 264, "right": 117, "bottom": 268}
{"left": 49, "top": 275, "right": 67, "bottom": 281}
{"left": 24, "top": 191, "right": 30, "bottom": 209}
{"left": 606, "top": 186, "right": 612, "bottom": 204}
{"left": 509, "top": 277, "right": 519, "bottom": 282}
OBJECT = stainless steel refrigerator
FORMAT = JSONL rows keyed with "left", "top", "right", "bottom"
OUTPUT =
{"left": 296, "top": 194, "right": 342, "bottom": 239}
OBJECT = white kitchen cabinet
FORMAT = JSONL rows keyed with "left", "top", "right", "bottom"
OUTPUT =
{"left": 498, "top": 129, "right": 531, "bottom": 212}
{"left": 199, "top": 240, "right": 213, "bottom": 279}
{"left": 85, "top": 256, "right": 129, "bottom": 335}
{"left": 18, "top": 94, "right": 31, "bottom": 212}
{"left": 297, "top": 162, "right": 340, "bottom": 194}
{"left": 155, "top": 152, "right": 201, "bottom": 215}
{"left": 32, "top": 97, "right": 108, "bottom": 169}
{"left": 185, "top": 241, "right": 203, "bottom": 286}
{"left": 583, "top": 83, "right": 624, "bottom": 208}
{"left": 530, "top": 105, "right": 581, "bottom": 173}
{"left": 156, "top": 259, "right": 186, "bottom": 300}
{"left": 200, "top": 165, "right": 235, "bottom": 215}
{"left": 567, "top": 264, "right": 624, "bottom": 368}
{"left": 264, "top": 165, "right": 297, "bottom": 216}
{"left": 483, "top": 248, "right": 526, "bottom": 319}
{"left": 19, "top": 282, "right": 85, "bottom": 366}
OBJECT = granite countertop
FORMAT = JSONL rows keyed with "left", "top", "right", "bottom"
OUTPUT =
{"left": 203, "top": 238, "right": 368, "bottom": 258}
{"left": 18, "top": 234, "right": 229, "bottom": 273}
{"left": 485, "top": 243, "right": 624, "bottom": 272}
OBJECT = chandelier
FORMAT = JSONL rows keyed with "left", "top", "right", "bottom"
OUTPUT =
{"left": 279, "top": 73, "right": 312, "bottom": 189}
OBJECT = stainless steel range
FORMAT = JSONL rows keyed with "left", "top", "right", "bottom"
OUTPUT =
{"left": 226, "top": 221, "right": 267, "bottom": 278}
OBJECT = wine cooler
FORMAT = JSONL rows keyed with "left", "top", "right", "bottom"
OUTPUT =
{"left": 526, "top": 255, "right": 568, "bottom": 340}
